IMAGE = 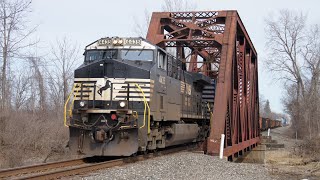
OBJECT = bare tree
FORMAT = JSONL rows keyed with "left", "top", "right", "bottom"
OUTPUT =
{"left": 0, "top": 1, "right": 82, "bottom": 167}
{"left": 265, "top": 10, "right": 306, "bottom": 96}
{"left": 265, "top": 10, "right": 306, "bottom": 135}
{"left": 12, "top": 70, "right": 31, "bottom": 110}
{"left": 49, "top": 37, "right": 80, "bottom": 112}
{"left": 265, "top": 10, "right": 320, "bottom": 139}
{"left": 0, "top": 0, "right": 36, "bottom": 109}
{"left": 0, "top": 0, "right": 37, "bottom": 145}
{"left": 259, "top": 94, "right": 267, "bottom": 117}
{"left": 134, "top": 9, "right": 151, "bottom": 38}
{"left": 302, "top": 25, "right": 320, "bottom": 138}
{"left": 133, "top": 0, "right": 197, "bottom": 37}
{"left": 28, "top": 56, "right": 46, "bottom": 112}
{"left": 161, "top": 0, "right": 197, "bottom": 12}
{"left": 263, "top": 100, "right": 272, "bottom": 118}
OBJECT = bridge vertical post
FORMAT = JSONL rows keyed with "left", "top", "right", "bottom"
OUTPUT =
{"left": 206, "top": 11, "right": 237, "bottom": 155}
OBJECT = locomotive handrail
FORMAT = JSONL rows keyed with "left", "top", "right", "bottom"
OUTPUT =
{"left": 134, "top": 83, "right": 150, "bottom": 134}
{"left": 207, "top": 102, "right": 213, "bottom": 125}
{"left": 132, "top": 111, "right": 139, "bottom": 119}
{"left": 64, "top": 84, "right": 77, "bottom": 127}
{"left": 70, "top": 87, "right": 80, "bottom": 117}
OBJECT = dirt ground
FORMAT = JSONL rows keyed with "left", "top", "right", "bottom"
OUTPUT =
{"left": 263, "top": 126, "right": 320, "bottom": 180}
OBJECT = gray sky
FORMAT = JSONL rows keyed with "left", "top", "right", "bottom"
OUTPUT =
{"left": 29, "top": 0, "right": 320, "bottom": 113}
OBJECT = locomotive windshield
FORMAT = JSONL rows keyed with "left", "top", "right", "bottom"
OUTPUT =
{"left": 120, "top": 49, "right": 153, "bottom": 61}
{"left": 85, "top": 50, "right": 117, "bottom": 63}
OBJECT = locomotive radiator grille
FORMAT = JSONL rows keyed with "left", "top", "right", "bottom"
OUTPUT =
{"left": 73, "top": 78, "right": 153, "bottom": 102}
{"left": 202, "top": 80, "right": 216, "bottom": 113}
{"left": 73, "top": 81, "right": 95, "bottom": 100}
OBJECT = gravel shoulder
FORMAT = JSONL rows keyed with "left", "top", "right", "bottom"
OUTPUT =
{"left": 73, "top": 152, "right": 276, "bottom": 180}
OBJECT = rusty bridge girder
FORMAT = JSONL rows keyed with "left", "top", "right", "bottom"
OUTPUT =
{"left": 146, "top": 10, "right": 259, "bottom": 159}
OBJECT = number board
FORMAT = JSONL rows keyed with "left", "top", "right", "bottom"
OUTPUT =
{"left": 98, "top": 38, "right": 142, "bottom": 46}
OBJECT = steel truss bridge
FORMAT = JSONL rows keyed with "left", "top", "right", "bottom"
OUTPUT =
{"left": 146, "top": 10, "right": 259, "bottom": 160}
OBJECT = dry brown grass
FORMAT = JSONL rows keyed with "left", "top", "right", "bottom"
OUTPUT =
{"left": 0, "top": 111, "right": 69, "bottom": 168}
{"left": 297, "top": 138, "right": 320, "bottom": 161}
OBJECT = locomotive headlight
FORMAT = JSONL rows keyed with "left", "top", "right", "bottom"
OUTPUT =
{"left": 79, "top": 101, "right": 86, "bottom": 107}
{"left": 119, "top": 101, "right": 126, "bottom": 108}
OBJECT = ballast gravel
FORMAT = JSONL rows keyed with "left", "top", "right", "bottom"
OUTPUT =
{"left": 74, "top": 152, "right": 277, "bottom": 180}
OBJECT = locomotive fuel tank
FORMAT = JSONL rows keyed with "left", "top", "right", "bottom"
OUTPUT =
{"left": 165, "top": 124, "right": 200, "bottom": 146}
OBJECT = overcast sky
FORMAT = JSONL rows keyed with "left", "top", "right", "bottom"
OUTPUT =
{"left": 29, "top": 0, "right": 320, "bottom": 113}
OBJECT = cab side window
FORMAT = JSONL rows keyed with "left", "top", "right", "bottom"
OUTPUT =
{"left": 157, "top": 51, "right": 167, "bottom": 70}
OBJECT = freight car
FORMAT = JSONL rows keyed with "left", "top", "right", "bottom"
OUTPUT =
{"left": 259, "top": 117, "right": 282, "bottom": 131}
{"left": 65, "top": 37, "right": 213, "bottom": 156}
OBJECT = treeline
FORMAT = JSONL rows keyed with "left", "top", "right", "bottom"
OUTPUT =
{"left": 265, "top": 10, "right": 320, "bottom": 140}
{"left": 259, "top": 97, "right": 287, "bottom": 121}
{"left": 0, "top": 0, "right": 79, "bottom": 167}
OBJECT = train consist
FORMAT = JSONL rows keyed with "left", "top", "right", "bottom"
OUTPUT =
{"left": 259, "top": 117, "right": 282, "bottom": 131}
{"left": 66, "top": 37, "right": 213, "bottom": 156}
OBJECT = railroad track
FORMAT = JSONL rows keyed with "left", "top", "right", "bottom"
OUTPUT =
{"left": 0, "top": 158, "right": 87, "bottom": 180}
{"left": 0, "top": 145, "right": 196, "bottom": 180}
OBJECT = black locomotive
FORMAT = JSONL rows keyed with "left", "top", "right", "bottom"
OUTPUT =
{"left": 67, "top": 37, "right": 214, "bottom": 156}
